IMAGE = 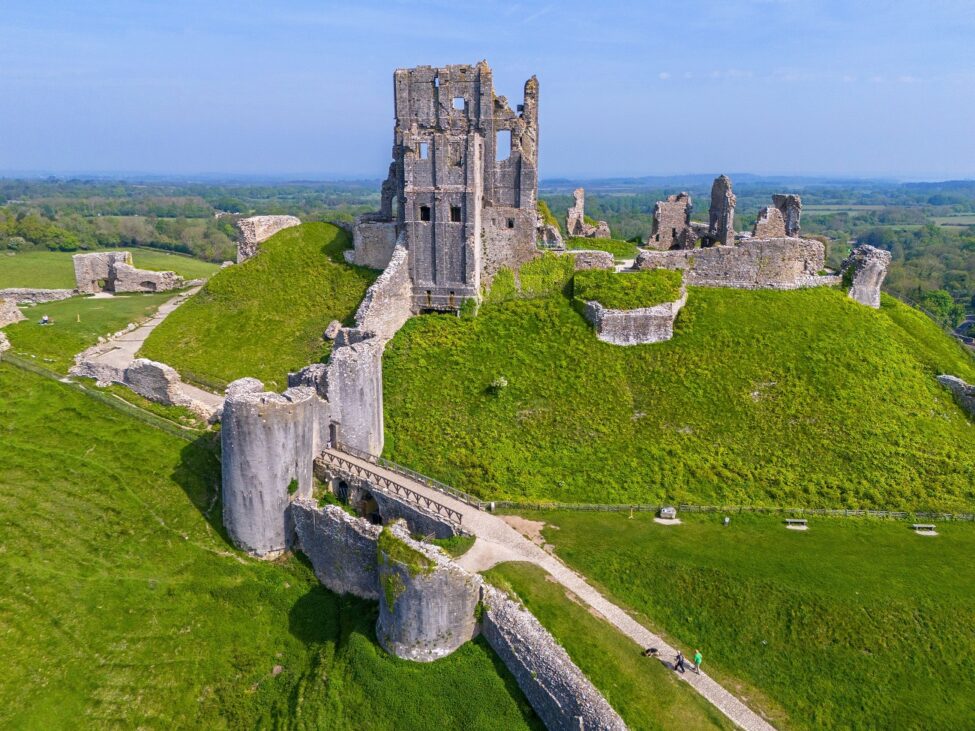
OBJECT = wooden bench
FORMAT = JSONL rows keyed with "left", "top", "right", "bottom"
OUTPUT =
{"left": 785, "top": 518, "right": 807, "bottom": 527}
{"left": 911, "top": 524, "right": 936, "bottom": 532}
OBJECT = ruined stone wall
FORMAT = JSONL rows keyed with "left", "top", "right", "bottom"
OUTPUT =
{"left": 580, "top": 288, "right": 687, "bottom": 345}
{"left": 637, "top": 237, "right": 830, "bottom": 289}
{"left": 566, "top": 187, "right": 610, "bottom": 239}
{"left": 564, "top": 249, "right": 615, "bottom": 271}
{"left": 0, "top": 288, "right": 76, "bottom": 305}
{"left": 773, "top": 194, "right": 802, "bottom": 237}
{"left": 752, "top": 206, "right": 787, "bottom": 239}
{"left": 376, "top": 522, "right": 481, "bottom": 662}
{"left": 708, "top": 175, "right": 736, "bottom": 246}
{"left": 937, "top": 375, "right": 975, "bottom": 419}
{"left": 841, "top": 244, "right": 890, "bottom": 308}
{"left": 649, "top": 193, "right": 692, "bottom": 250}
{"left": 0, "top": 298, "right": 25, "bottom": 328}
{"left": 481, "top": 584, "right": 627, "bottom": 731}
{"left": 72, "top": 251, "right": 183, "bottom": 294}
{"left": 351, "top": 243, "right": 414, "bottom": 341}
{"left": 351, "top": 220, "right": 399, "bottom": 270}
{"left": 292, "top": 499, "right": 381, "bottom": 600}
{"left": 236, "top": 215, "right": 302, "bottom": 263}
{"left": 221, "top": 379, "right": 318, "bottom": 557}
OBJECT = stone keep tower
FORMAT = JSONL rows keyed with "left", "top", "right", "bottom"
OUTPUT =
{"left": 383, "top": 62, "right": 539, "bottom": 311}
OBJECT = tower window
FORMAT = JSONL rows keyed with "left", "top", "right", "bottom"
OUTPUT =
{"left": 419, "top": 205, "right": 431, "bottom": 222}
{"left": 450, "top": 206, "right": 462, "bottom": 223}
{"left": 506, "top": 218, "right": 515, "bottom": 229}
{"left": 496, "top": 130, "right": 512, "bottom": 161}
{"left": 452, "top": 97, "right": 465, "bottom": 110}
{"left": 419, "top": 142, "right": 429, "bottom": 159}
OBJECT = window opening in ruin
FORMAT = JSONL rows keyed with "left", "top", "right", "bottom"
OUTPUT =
{"left": 496, "top": 130, "right": 511, "bottom": 160}
{"left": 452, "top": 96, "right": 465, "bottom": 110}
{"left": 450, "top": 206, "right": 462, "bottom": 223}
{"left": 425, "top": 290, "right": 432, "bottom": 306}
{"left": 337, "top": 480, "right": 350, "bottom": 502}
{"left": 329, "top": 422, "right": 339, "bottom": 447}
{"left": 419, "top": 205, "right": 431, "bottom": 222}
{"left": 448, "top": 291, "right": 456, "bottom": 308}
{"left": 672, "top": 228, "right": 677, "bottom": 240}
{"left": 506, "top": 218, "right": 515, "bottom": 229}
{"left": 434, "top": 76, "right": 440, "bottom": 88}
{"left": 419, "top": 142, "right": 429, "bottom": 159}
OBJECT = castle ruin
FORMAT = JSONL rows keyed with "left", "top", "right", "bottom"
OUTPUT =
{"left": 352, "top": 61, "right": 540, "bottom": 311}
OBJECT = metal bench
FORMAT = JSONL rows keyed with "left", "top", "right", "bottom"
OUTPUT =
{"left": 659, "top": 506, "right": 677, "bottom": 520}
{"left": 911, "top": 524, "right": 937, "bottom": 532}
{"left": 785, "top": 518, "right": 808, "bottom": 527}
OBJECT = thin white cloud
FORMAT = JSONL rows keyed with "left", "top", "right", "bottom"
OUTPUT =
{"left": 659, "top": 71, "right": 671, "bottom": 80}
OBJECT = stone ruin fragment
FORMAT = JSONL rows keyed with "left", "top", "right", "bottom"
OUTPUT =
{"left": 753, "top": 194, "right": 802, "bottom": 239}
{"left": 708, "top": 175, "right": 736, "bottom": 246}
{"left": 565, "top": 187, "right": 611, "bottom": 239}
{"left": 72, "top": 251, "right": 184, "bottom": 294}
{"left": 841, "top": 244, "right": 891, "bottom": 308}
{"left": 647, "top": 192, "right": 697, "bottom": 250}
{"left": 235, "top": 215, "right": 302, "bottom": 263}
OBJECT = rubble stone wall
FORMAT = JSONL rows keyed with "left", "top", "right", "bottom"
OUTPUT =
{"left": 565, "top": 249, "right": 616, "bottom": 271}
{"left": 481, "top": 584, "right": 627, "bottom": 731}
{"left": 937, "top": 375, "right": 975, "bottom": 419}
{"left": 236, "top": 215, "right": 302, "bottom": 263}
{"left": 637, "top": 237, "right": 831, "bottom": 290}
{"left": 708, "top": 175, "right": 736, "bottom": 246}
{"left": 0, "top": 298, "right": 26, "bottom": 327}
{"left": 0, "top": 288, "right": 76, "bottom": 305}
{"left": 752, "top": 207, "right": 787, "bottom": 239}
{"left": 72, "top": 251, "right": 183, "bottom": 294}
{"left": 581, "top": 287, "right": 688, "bottom": 345}
{"left": 292, "top": 499, "right": 381, "bottom": 600}
{"left": 648, "top": 193, "right": 692, "bottom": 250}
{"left": 352, "top": 220, "right": 399, "bottom": 269}
{"left": 841, "top": 244, "right": 891, "bottom": 308}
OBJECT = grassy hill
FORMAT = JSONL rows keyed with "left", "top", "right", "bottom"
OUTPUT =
{"left": 383, "top": 258, "right": 975, "bottom": 509}
{"left": 529, "top": 509, "right": 975, "bottom": 729}
{"left": 0, "top": 249, "right": 219, "bottom": 288}
{"left": 0, "top": 363, "right": 541, "bottom": 729}
{"left": 140, "top": 223, "right": 377, "bottom": 391}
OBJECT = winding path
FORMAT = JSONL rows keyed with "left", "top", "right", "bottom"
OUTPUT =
{"left": 327, "top": 448, "right": 776, "bottom": 731}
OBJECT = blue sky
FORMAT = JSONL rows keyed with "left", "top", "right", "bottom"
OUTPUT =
{"left": 1, "top": 0, "right": 973, "bottom": 180}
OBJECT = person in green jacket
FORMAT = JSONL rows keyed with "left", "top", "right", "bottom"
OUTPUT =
{"left": 693, "top": 649, "right": 703, "bottom": 674}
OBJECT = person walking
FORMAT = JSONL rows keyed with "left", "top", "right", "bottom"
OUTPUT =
{"left": 694, "top": 649, "right": 703, "bottom": 674}
{"left": 674, "top": 651, "right": 686, "bottom": 673}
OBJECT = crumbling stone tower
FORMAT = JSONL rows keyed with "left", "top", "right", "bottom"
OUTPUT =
{"left": 358, "top": 61, "right": 540, "bottom": 311}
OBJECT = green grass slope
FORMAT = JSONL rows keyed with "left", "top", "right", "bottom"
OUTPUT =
{"left": 0, "top": 364, "right": 540, "bottom": 730}
{"left": 140, "top": 223, "right": 378, "bottom": 391}
{"left": 566, "top": 236, "right": 640, "bottom": 259}
{"left": 383, "top": 269, "right": 975, "bottom": 509}
{"left": 0, "top": 249, "right": 219, "bottom": 288}
{"left": 5, "top": 292, "right": 175, "bottom": 372}
{"left": 485, "top": 562, "right": 733, "bottom": 730}
{"left": 530, "top": 510, "right": 975, "bottom": 729}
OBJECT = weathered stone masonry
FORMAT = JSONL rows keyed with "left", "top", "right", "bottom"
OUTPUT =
{"left": 73, "top": 251, "right": 184, "bottom": 294}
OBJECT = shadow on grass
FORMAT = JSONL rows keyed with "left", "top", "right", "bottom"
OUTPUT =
{"left": 171, "top": 430, "right": 229, "bottom": 543}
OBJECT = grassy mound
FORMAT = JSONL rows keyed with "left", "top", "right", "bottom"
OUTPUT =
{"left": 4, "top": 292, "right": 175, "bottom": 372}
{"left": 574, "top": 269, "right": 683, "bottom": 310}
{"left": 0, "top": 249, "right": 219, "bottom": 289}
{"left": 530, "top": 510, "right": 975, "bottom": 729}
{"left": 140, "top": 223, "right": 377, "bottom": 391}
{"left": 0, "top": 364, "right": 540, "bottom": 729}
{"left": 383, "top": 280, "right": 975, "bottom": 509}
{"left": 485, "top": 562, "right": 732, "bottom": 730}
{"left": 566, "top": 236, "right": 640, "bottom": 259}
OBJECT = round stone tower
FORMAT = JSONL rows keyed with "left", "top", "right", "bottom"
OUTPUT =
{"left": 376, "top": 522, "right": 481, "bottom": 661}
{"left": 221, "top": 378, "right": 316, "bottom": 558}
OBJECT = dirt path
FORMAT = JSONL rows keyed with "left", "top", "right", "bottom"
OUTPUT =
{"left": 328, "top": 449, "right": 776, "bottom": 731}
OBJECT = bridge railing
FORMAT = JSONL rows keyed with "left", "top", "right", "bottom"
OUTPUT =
{"left": 333, "top": 442, "right": 487, "bottom": 510}
{"left": 321, "top": 448, "right": 466, "bottom": 525}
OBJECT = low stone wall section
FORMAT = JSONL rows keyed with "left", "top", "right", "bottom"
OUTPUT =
{"left": 563, "top": 249, "right": 615, "bottom": 271}
{"left": 0, "top": 298, "right": 26, "bottom": 327}
{"left": 376, "top": 522, "right": 481, "bottom": 662}
{"left": 937, "top": 375, "right": 975, "bottom": 419}
{"left": 352, "top": 243, "right": 413, "bottom": 341}
{"left": 236, "top": 215, "right": 302, "bottom": 263}
{"left": 221, "top": 379, "right": 318, "bottom": 558}
{"left": 352, "top": 218, "right": 399, "bottom": 269}
{"left": 0, "top": 288, "right": 76, "bottom": 305}
{"left": 481, "top": 584, "right": 627, "bottom": 731}
{"left": 581, "top": 287, "right": 688, "bottom": 345}
{"left": 636, "top": 237, "right": 834, "bottom": 290}
{"left": 292, "top": 499, "right": 381, "bottom": 600}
